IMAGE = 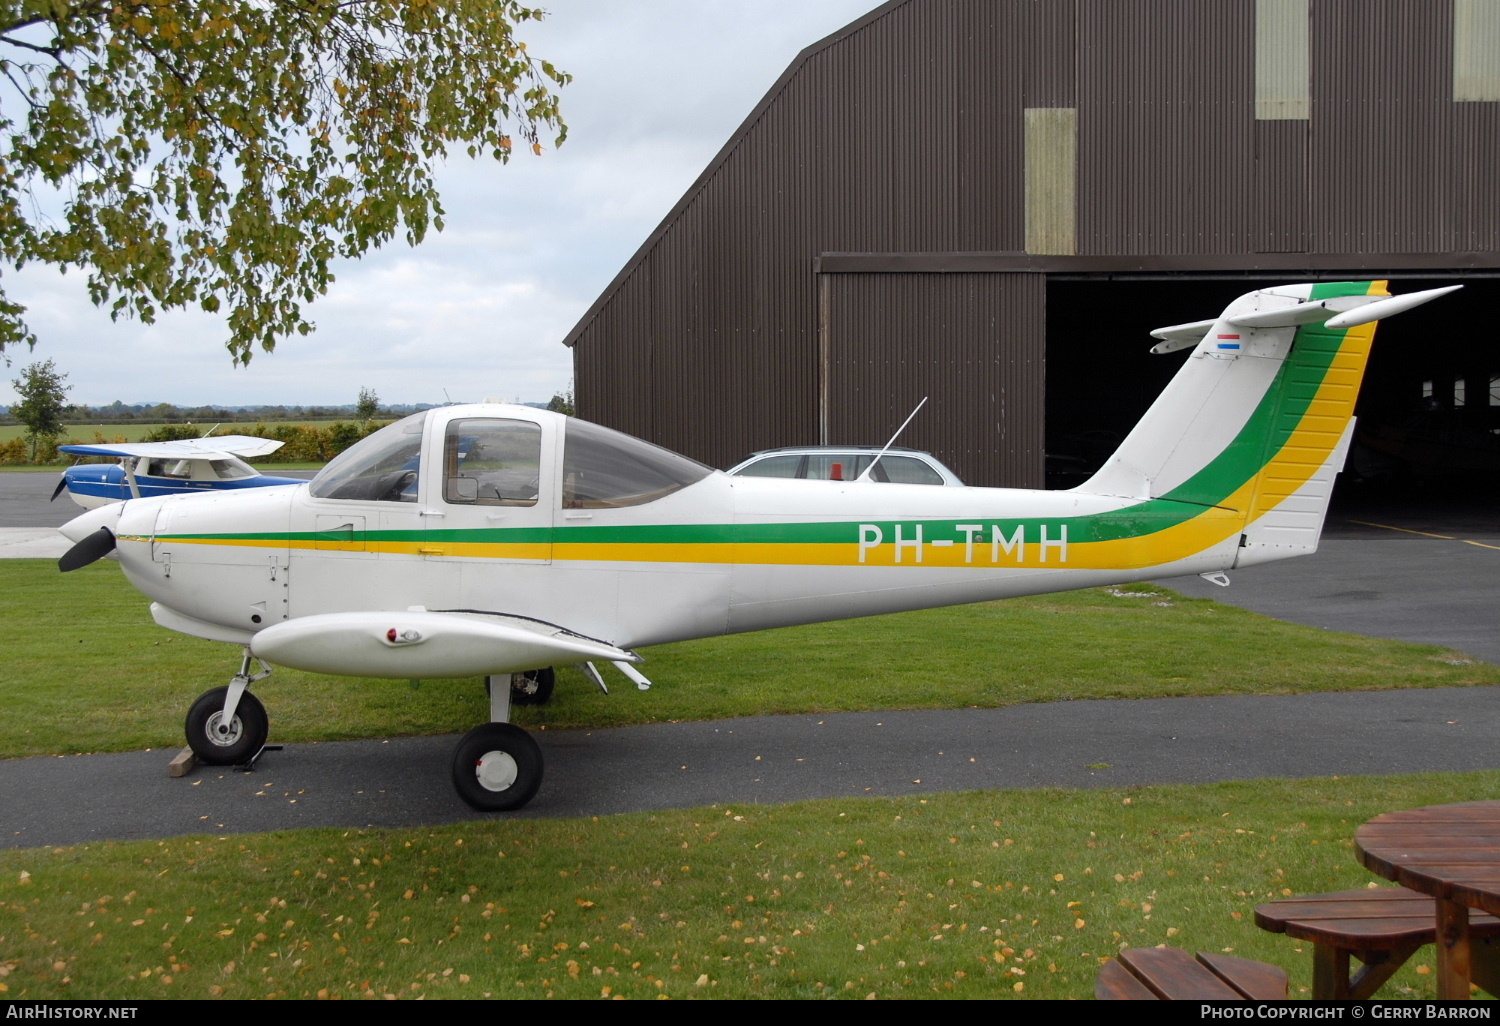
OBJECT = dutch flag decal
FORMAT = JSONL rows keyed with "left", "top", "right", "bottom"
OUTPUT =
{"left": 1216, "top": 334, "right": 1242, "bottom": 351}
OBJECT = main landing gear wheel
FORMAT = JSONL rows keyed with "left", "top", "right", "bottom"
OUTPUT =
{"left": 185, "top": 686, "right": 268, "bottom": 765}
{"left": 510, "top": 666, "right": 556, "bottom": 706}
{"left": 451, "top": 722, "right": 543, "bottom": 811}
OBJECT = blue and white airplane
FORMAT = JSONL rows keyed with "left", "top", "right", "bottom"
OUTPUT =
{"left": 53, "top": 436, "right": 304, "bottom": 509}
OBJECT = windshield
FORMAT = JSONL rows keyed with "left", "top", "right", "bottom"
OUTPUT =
{"left": 209, "top": 456, "right": 258, "bottom": 480}
{"left": 562, "top": 418, "right": 711, "bottom": 508}
{"left": 310, "top": 411, "right": 427, "bottom": 502}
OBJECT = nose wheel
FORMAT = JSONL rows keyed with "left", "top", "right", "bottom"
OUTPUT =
{"left": 185, "top": 685, "right": 269, "bottom": 765}
{"left": 184, "top": 650, "right": 275, "bottom": 768}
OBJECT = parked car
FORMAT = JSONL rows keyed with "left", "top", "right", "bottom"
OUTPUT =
{"left": 726, "top": 446, "right": 964, "bottom": 486}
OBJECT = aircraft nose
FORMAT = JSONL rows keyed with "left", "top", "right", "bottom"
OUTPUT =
{"left": 58, "top": 503, "right": 122, "bottom": 545}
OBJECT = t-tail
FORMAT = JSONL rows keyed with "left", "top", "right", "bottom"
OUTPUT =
{"left": 1074, "top": 281, "right": 1459, "bottom": 568}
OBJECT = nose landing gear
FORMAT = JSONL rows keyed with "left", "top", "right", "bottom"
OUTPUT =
{"left": 184, "top": 650, "right": 273, "bottom": 767}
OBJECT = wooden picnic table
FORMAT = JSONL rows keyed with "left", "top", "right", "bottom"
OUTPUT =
{"left": 1355, "top": 800, "right": 1500, "bottom": 1000}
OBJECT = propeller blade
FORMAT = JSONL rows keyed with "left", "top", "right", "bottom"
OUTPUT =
{"left": 49, "top": 477, "right": 67, "bottom": 502}
{"left": 58, "top": 527, "right": 116, "bottom": 573}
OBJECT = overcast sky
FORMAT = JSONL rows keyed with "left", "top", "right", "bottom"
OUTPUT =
{"left": 3, "top": 0, "right": 885, "bottom": 409}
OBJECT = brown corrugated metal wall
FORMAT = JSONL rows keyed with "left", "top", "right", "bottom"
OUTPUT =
{"left": 567, "top": 0, "right": 1500, "bottom": 488}
{"left": 823, "top": 273, "right": 1045, "bottom": 485}
{"left": 1076, "top": 1, "right": 1254, "bottom": 256}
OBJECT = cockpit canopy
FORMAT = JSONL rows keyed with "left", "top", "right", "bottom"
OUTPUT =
{"left": 308, "top": 408, "right": 712, "bottom": 509}
{"left": 309, "top": 411, "right": 427, "bottom": 502}
{"left": 561, "top": 417, "right": 710, "bottom": 508}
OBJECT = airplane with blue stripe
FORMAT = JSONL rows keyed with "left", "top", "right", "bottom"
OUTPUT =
{"left": 53, "top": 436, "right": 304, "bottom": 509}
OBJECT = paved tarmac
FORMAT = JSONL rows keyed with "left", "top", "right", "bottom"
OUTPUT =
{"left": 6, "top": 686, "right": 1500, "bottom": 849}
{"left": 0, "top": 469, "right": 75, "bottom": 528}
{"left": 3, "top": 473, "right": 1497, "bottom": 849}
{"left": 1159, "top": 496, "right": 1500, "bottom": 663}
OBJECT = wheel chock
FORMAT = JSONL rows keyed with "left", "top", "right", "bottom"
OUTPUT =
{"left": 168, "top": 748, "right": 196, "bottom": 778}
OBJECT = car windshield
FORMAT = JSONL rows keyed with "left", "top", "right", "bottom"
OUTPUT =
{"left": 737, "top": 454, "right": 803, "bottom": 478}
{"left": 310, "top": 411, "right": 427, "bottom": 502}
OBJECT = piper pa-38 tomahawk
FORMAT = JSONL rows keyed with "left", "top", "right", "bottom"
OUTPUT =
{"left": 54, "top": 435, "right": 303, "bottom": 509}
{"left": 56, "top": 280, "right": 1456, "bottom": 811}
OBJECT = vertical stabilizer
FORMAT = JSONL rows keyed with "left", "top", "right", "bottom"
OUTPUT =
{"left": 1075, "top": 281, "right": 1454, "bottom": 568}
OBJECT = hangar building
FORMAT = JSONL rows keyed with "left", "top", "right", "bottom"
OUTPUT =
{"left": 562, "top": 0, "right": 1500, "bottom": 489}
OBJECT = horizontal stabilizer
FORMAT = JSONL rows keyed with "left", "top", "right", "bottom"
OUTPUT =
{"left": 1149, "top": 285, "right": 1460, "bottom": 353}
{"left": 1149, "top": 319, "right": 1216, "bottom": 353}
{"left": 250, "top": 609, "right": 637, "bottom": 679}
{"left": 1323, "top": 285, "right": 1463, "bottom": 329}
{"left": 59, "top": 435, "right": 285, "bottom": 460}
{"left": 1225, "top": 295, "right": 1384, "bottom": 328}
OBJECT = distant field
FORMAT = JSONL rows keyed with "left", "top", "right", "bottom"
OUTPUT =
{"left": 0, "top": 420, "right": 344, "bottom": 444}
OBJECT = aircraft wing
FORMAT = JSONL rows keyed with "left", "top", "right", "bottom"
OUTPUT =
{"left": 249, "top": 609, "right": 639, "bottom": 679}
{"left": 58, "top": 435, "right": 284, "bottom": 460}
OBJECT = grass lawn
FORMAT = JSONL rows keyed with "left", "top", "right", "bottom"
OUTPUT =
{"left": 2, "top": 558, "right": 1497, "bottom": 760}
{"left": 5, "top": 557, "right": 1499, "bottom": 1000}
{"left": 0, "top": 771, "right": 1495, "bottom": 1000}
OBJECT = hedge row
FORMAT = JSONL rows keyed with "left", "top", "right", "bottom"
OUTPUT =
{"left": 0, "top": 421, "right": 387, "bottom": 466}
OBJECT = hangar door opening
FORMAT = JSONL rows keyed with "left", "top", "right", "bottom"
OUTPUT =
{"left": 1045, "top": 277, "right": 1500, "bottom": 501}
{"left": 819, "top": 272, "right": 1045, "bottom": 489}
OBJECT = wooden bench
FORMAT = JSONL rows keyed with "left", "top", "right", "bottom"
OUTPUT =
{"left": 1096, "top": 947, "right": 1289, "bottom": 999}
{"left": 1255, "top": 886, "right": 1500, "bottom": 999}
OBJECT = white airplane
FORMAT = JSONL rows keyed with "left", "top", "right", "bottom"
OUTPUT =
{"left": 54, "top": 436, "right": 302, "bottom": 509}
{"left": 56, "top": 280, "right": 1458, "bottom": 811}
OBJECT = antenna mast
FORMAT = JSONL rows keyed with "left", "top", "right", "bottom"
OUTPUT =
{"left": 856, "top": 397, "right": 928, "bottom": 482}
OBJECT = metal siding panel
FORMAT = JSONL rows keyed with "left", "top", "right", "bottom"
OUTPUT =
{"left": 1076, "top": 0, "right": 1255, "bottom": 256}
{"left": 1022, "top": 0, "right": 1077, "bottom": 107}
{"left": 826, "top": 272, "right": 1045, "bottom": 487}
{"left": 1255, "top": 119, "right": 1309, "bottom": 252}
{"left": 958, "top": 0, "right": 1027, "bottom": 250}
{"left": 1310, "top": 0, "right": 1453, "bottom": 255}
{"left": 1454, "top": 100, "right": 1500, "bottom": 253}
